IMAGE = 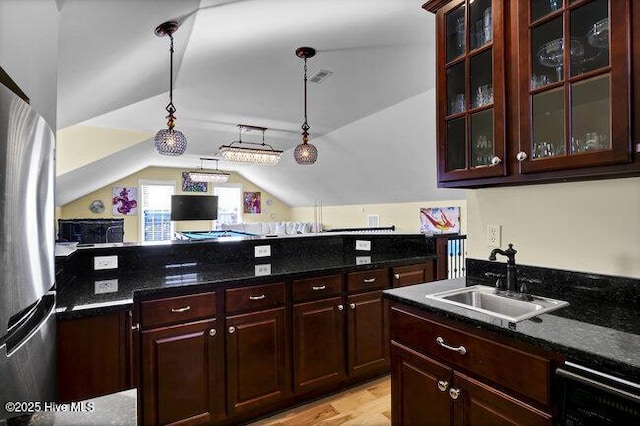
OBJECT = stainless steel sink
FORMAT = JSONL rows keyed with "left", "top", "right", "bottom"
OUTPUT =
{"left": 425, "top": 285, "right": 569, "bottom": 323}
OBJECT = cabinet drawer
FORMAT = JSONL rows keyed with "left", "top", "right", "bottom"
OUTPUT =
{"left": 292, "top": 275, "right": 342, "bottom": 302}
{"left": 390, "top": 305, "right": 551, "bottom": 405}
{"left": 346, "top": 268, "right": 389, "bottom": 292}
{"left": 392, "top": 263, "right": 434, "bottom": 288}
{"left": 140, "top": 292, "right": 216, "bottom": 329}
{"left": 225, "top": 282, "right": 285, "bottom": 314}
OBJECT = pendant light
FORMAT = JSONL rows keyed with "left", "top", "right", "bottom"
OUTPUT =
{"left": 188, "top": 158, "right": 230, "bottom": 183}
{"left": 154, "top": 21, "right": 187, "bottom": 156}
{"left": 219, "top": 125, "right": 283, "bottom": 165}
{"left": 294, "top": 46, "right": 318, "bottom": 165}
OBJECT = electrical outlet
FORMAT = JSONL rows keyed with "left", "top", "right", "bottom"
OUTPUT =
{"left": 254, "top": 245, "right": 271, "bottom": 258}
{"left": 355, "top": 240, "right": 371, "bottom": 251}
{"left": 94, "top": 279, "right": 118, "bottom": 294}
{"left": 94, "top": 255, "right": 118, "bottom": 270}
{"left": 486, "top": 225, "right": 501, "bottom": 248}
{"left": 254, "top": 264, "right": 272, "bottom": 277}
{"left": 355, "top": 256, "right": 371, "bottom": 265}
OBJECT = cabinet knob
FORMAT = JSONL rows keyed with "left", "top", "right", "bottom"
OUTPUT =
{"left": 228, "top": 326, "right": 236, "bottom": 334}
{"left": 516, "top": 151, "right": 528, "bottom": 161}
{"left": 437, "top": 380, "right": 449, "bottom": 392}
{"left": 449, "top": 388, "right": 461, "bottom": 400}
{"left": 209, "top": 329, "right": 216, "bottom": 337}
{"left": 490, "top": 156, "right": 502, "bottom": 166}
{"left": 349, "top": 303, "right": 356, "bottom": 309}
{"left": 394, "top": 273, "right": 400, "bottom": 280}
{"left": 131, "top": 323, "right": 140, "bottom": 331}
{"left": 337, "top": 304, "right": 344, "bottom": 311}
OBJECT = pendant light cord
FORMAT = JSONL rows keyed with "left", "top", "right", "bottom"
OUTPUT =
{"left": 301, "top": 57, "right": 310, "bottom": 141}
{"left": 165, "top": 33, "right": 177, "bottom": 128}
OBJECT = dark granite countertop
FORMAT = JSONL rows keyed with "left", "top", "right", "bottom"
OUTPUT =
{"left": 56, "top": 254, "right": 435, "bottom": 320}
{"left": 384, "top": 278, "right": 640, "bottom": 384}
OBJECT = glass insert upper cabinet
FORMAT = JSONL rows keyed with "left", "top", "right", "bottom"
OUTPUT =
{"left": 517, "top": 0, "right": 631, "bottom": 173}
{"left": 436, "top": 0, "right": 507, "bottom": 182}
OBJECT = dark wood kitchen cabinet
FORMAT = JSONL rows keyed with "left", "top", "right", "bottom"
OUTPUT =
{"left": 390, "top": 302, "right": 559, "bottom": 425}
{"left": 424, "top": 0, "right": 638, "bottom": 188}
{"left": 139, "top": 292, "right": 224, "bottom": 426}
{"left": 224, "top": 282, "right": 290, "bottom": 417}
{"left": 57, "top": 311, "right": 131, "bottom": 402}
{"left": 293, "top": 296, "right": 346, "bottom": 392}
{"left": 392, "top": 262, "right": 436, "bottom": 287}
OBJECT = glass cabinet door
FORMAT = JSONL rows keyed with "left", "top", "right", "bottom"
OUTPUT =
{"left": 518, "top": 0, "right": 631, "bottom": 173}
{"left": 438, "top": 0, "right": 506, "bottom": 182}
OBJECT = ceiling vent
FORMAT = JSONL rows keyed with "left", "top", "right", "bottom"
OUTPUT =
{"left": 309, "top": 69, "right": 333, "bottom": 83}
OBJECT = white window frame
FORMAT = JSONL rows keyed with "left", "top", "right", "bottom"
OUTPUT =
{"left": 212, "top": 182, "right": 243, "bottom": 227}
{"left": 139, "top": 179, "right": 177, "bottom": 242}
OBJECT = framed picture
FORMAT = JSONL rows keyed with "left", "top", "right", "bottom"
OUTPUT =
{"left": 243, "top": 191, "right": 261, "bottom": 214}
{"left": 182, "top": 172, "right": 208, "bottom": 192}
{"left": 420, "top": 207, "right": 460, "bottom": 234}
{"left": 112, "top": 187, "right": 138, "bottom": 215}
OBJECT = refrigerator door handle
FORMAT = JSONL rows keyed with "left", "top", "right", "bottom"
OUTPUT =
{"left": 3, "top": 293, "right": 55, "bottom": 357}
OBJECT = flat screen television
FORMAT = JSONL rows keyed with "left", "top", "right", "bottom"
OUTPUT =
{"left": 171, "top": 195, "right": 218, "bottom": 221}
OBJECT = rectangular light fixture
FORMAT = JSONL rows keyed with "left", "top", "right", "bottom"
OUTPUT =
{"left": 187, "top": 158, "right": 230, "bottom": 183}
{"left": 219, "top": 125, "right": 283, "bottom": 165}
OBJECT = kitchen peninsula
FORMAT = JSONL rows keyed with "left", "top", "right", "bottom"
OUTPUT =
{"left": 55, "top": 232, "right": 440, "bottom": 425}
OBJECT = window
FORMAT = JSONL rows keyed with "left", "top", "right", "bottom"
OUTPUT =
{"left": 213, "top": 184, "right": 242, "bottom": 226}
{"left": 139, "top": 181, "right": 175, "bottom": 242}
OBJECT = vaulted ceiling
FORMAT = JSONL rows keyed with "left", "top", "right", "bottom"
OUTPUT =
{"left": 56, "top": 0, "right": 465, "bottom": 206}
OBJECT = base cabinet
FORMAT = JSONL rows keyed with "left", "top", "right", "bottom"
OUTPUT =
{"left": 293, "top": 297, "right": 346, "bottom": 392}
{"left": 347, "top": 290, "right": 389, "bottom": 378}
{"left": 225, "top": 307, "right": 289, "bottom": 416}
{"left": 390, "top": 302, "right": 557, "bottom": 426}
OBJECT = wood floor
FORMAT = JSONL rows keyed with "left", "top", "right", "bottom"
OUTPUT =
{"left": 249, "top": 376, "right": 391, "bottom": 426}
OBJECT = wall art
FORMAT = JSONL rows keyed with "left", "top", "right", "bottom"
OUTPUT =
{"left": 112, "top": 187, "right": 138, "bottom": 215}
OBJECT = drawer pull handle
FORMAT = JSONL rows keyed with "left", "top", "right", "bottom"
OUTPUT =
{"left": 337, "top": 304, "right": 344, "bottom": 311}
{"left": 394, "top": 273, "right": 400, "bottom": 280}
{"left": 249, "top": 295, "right": 266, "bottom": 300}
{"left": 171, "top": 306, "right": 191, "bottom": 313}
{"left": 436, "top": 336, "right": 467, "bottom": 355}
{"left": 449, "top": 388, "right": 461, "bottom": 400}
{"left": 312, "top": 285, "right": 326, "bottom": 291}
{"left": 363, "top": 278, "right": 376, "bottom": 283}
{"left": 437, "top": 380, "right": 449, "bottom": 392}
{"left": 349, "top": 303, "right": 356, "bottom": 309}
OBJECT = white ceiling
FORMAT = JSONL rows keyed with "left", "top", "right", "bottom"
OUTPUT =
{"left": 56, "top": 0, "right": 465, "bottom": 207}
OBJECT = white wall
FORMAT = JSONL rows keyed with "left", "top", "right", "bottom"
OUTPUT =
{"left": 466, "top": 177, "right": 640, "bottom": 278}
{"left": 0, "top": 0, "right": 59, "bottom": 128}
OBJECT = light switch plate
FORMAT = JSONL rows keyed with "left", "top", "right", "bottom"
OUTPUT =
{"left": 355, "top": 240, "right": 371, "bottom": 251}
{"left": 486, "top": 225, "right": 501, "bottom": 248}
{"left": 94, "top": 255, "right": 118, "bottom": 270}
{"left": 254, "top": 245, "right": 271, "bottom": 258}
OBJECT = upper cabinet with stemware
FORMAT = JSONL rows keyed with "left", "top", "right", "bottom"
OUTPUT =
{"left": 424, "top": 0, "right": 639, "bottom": 188}
{"left": 435, "top": 0, "right": 507, "bottom": 182}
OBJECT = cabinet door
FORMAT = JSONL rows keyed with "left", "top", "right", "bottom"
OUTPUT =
{"left": 226, "top": 307, "right": 289, "bottom": 416}
{"left": 140, "top": 319, "right": 224, "bottom": 426}
{"left": 453, "top": 372, "right": 553, "bottom": 426}
{"left": 347, "top": 291, "right": 389, "bottom": 378}
{"left": 517, "top": 0, "right": 631, "bottom": 173}
{"left": 391, "top": 342, "right": 453, "bottom": 426}
{"left": 437, "top": 0, "right": 507, "bottom": 182}
{"left": 392, "top": 262, "right": 436, "bottom": 288}
{"left": 293, "top": 297, "right": 346, "bottom": 392}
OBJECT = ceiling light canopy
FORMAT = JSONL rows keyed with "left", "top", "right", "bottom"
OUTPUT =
{"left": 219, "top": 125, "right": 283, "bottom": 166}
{"left": 294, "top": 46, "right": 318, "bottom": 165}
{"left": 188, "top": 158, "right": 230, "bottom": 183}
{"left": 154, "top": 21, "right": 187, "bottom": 156}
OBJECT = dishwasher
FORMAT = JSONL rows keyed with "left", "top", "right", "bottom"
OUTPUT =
{"left": 556, "top": 361, "right": 640, "bottom": 425}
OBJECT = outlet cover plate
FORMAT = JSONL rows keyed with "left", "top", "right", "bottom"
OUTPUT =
{"left": 94, "top": 255, "right": 118, "bottom": 270}
{"left": 487, "top": 225, "right": 501, "bottom": 248}
{"left": 355, "top": 240, "right": 371, "bottom": 251}
{"left": 254, "top": 245, "right": 271, "bottom": 258}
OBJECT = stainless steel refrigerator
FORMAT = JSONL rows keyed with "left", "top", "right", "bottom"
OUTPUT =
{"left": 0, "top": 84, "right": 56, "bottom": 422}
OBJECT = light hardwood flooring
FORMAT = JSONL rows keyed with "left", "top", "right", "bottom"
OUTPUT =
{"left": 249, "top": 376, "right": 391, "bottom": 426}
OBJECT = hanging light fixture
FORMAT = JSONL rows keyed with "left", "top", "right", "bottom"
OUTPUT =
{"left": 154, "top": 21, "right": 187, "bottom": 156}
{"left": 188, "top": 158, "right": 230, "bottom": 183}
{"left": 294, "top": 46, "right": 318, "bottom": 165}
{"left": 219, "top": 125, "right": 283, "bottom": 165}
